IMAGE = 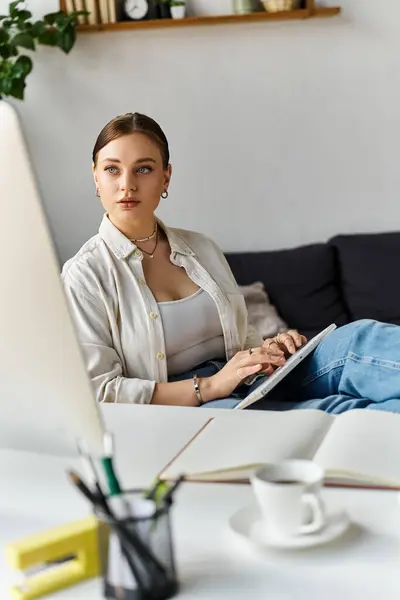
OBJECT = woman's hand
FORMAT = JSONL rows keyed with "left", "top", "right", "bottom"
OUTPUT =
{"left": 205, "top": 347, "right": 285, "bottom": 401}
{"left": 263, "top": 330, "right": 307, "bottom": 359}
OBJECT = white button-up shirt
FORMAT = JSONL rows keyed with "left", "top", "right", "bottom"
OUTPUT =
{"left": 61, "top": 215, "right": 262, "bottom": 404}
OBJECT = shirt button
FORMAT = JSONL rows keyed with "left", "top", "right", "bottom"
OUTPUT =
{"left": 150, "top": 312, "right": 158, "bottom": 320}
{"left": 156, "top": 352, "right": 165, "bottom": 360}
{"left": 134, "top": 249, "right": 142, "bottom": 258}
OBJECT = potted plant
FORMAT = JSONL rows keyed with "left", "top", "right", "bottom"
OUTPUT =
{"left": 0, "top": 0, "right": 85, "bottom": 100}
{"left": 157, "top": 0, "right": 172, "bottom": 19}
{"left": 170, "top": 0, "right": 186, "bottom": 19}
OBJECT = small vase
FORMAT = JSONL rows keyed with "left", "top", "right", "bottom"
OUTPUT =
{"left": 171, "top": 5, "right": 186, "bottom": 18}
{"left": 148, "top": 1, "right": 161, "bottom": 19}
{"left": 233, "top": 0, "right": 254, "bottom": 14}
{"left": 159, "top": 2, "right": 172, "bottom": 18}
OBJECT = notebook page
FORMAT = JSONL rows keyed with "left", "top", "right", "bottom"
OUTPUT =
{"left": 314, "top": 410, "right": 400, "bottom": 486}
{"left": 101, "top": 404, "right": 212, "bottom": 488}
{"left": 161, "top": 409, "right": 334, "bottom": 481}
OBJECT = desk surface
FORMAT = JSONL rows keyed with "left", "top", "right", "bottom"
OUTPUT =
{"left": 2, "top": 446, "right": 400, "bottom": 600}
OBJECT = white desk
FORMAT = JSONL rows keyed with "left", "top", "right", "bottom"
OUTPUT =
{"left": 2, "top": 446, "right": 400, "bottom": 600}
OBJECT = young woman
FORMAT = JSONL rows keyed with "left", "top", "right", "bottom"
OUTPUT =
{"left": 62, "top": 113, "right": 400, "bottom": 414}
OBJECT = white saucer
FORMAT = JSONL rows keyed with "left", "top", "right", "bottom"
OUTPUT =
{"left": 229, "top": 504, "right": 350, "bottom": 550}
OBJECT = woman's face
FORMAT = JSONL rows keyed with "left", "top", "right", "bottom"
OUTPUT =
{"left": 93, "top": 132, "right": 171, "bottom": 233}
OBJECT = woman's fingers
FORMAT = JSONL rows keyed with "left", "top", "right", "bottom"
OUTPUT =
{"left": 236, "top": 347, "right": 286, "bottom": 381}
{"left": 263, "top": 353, "right": 286, "bottom": 367}
{"left": 236, "top": 363, "right": 263, "bottom": 381}
{"left": 245, "top": 347, "right": 285, "bottom": 367}
{"left": 260, "top": 364, "right": 275, "bottom": 376}
{"left": 262, "top": 339, "right": 285, "bottom": 359}
{"left": 276, "top": 330, "right": 305, "bottom": 355}
{"left": 276, "top": 332, "right": 296, "bottom": 354}
{"left": 262, "top": 339, "right": 284, "bottom": 353}
{"left": 287, "top": 330, "right": 306, "bottom": 348}
{"left": 231, "top": 332, "right": 306, "bottom": 387}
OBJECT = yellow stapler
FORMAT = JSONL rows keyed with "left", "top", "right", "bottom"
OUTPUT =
{"left": 5, "top": 516, "right": 108, "bottom": 600}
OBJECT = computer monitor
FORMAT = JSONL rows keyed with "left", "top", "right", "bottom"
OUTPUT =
{"left": 0, "top": 101, "right": 105, "bottom": 457}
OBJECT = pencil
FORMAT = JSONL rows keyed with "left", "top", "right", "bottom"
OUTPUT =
{"left": 98, "top": 433, "right": 169, "bottom": 581}
{"left": 67, "top": 470, "right": 147, "bottom": 591}
{"left": 101, "top": 433, "right": 122, "bottom": 497}
{"left": 67, "top": 470, "right": 167, "bottom": 581}
{"left": 162, "top": 475, "right": 186, "bottom": 505}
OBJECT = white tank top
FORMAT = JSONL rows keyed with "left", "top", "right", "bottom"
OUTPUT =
{"left": 157, "top": 288, "right": 225, "bottom": 376}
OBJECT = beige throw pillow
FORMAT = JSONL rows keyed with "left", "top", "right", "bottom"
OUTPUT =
{"left": 239, "top": 281, "right": 288, "bottom": 340}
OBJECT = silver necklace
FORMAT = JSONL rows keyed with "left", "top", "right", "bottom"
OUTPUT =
{"left": 130, "top": 222, "right": 158, "bottom": 243}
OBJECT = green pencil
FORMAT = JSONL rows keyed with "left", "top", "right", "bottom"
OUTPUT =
{"left": 101, "top": 432, "right": 122, "bottom": 497}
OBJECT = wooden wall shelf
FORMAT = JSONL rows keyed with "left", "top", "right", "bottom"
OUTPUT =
{"left": 61, "top": 6, "right": 341, "bottom": 33}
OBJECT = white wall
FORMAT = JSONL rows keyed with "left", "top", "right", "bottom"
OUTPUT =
{"left": 2, "top": 0, "right": 400, "bottom": 263}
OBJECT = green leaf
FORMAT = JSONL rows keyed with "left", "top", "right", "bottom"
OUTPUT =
{"left": 55, "top": 11, "right": 70, "bottom": 27}
{"left": 0, "top": 26, "right": 10, "bottom": 43}
{"left": 2, "top": 20, "right": 13, "bottom": 29}
{"left": 0, "top": 44, "right": 13, "bottom": 58}
{"left": 16, "top": 9, "right": 31, "bottom": 22}
{"left": 43, "top": 12, "right": 60, "bottom": 26}
{"left": 9, "top": 1, "right": 22, "bottom": 18}
{"left": 31, "top": 20, "right": 45, "bottom": 37}
{"left": 13, "top": 54, "right": 32, "bottom": 77}
{"left": 57, "top": 27, "right": 75, "bottom": 53}
{"left": 10, "top": 76, "right": 26, "bottom": 100}
{"left": 12, "top": 32, "right": 35, "bottom": 50}
{"left": 38, "top": 29, "right": 58, "bottom": 46}
{"left": 0, "top": 15, "right": 7, "bottom": 21}
{"left": 1, "top": 75, "right": 13, "bottom": 95}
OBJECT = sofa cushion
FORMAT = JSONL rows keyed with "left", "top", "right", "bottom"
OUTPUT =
{"left": 239, "top": 281, "right": 288, "bottom": 339}
{"left": 330, "top": 232, "right": 400, "bottom": 324}
{"left": 225, "top": 244, "right": 349, "bottom": 339}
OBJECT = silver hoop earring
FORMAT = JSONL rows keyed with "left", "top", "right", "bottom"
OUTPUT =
{"left": 96, "top": 188, "right": 100, "bottom": 197}
{"left": 161, "top": 190, "right": 168, "bottom": 199}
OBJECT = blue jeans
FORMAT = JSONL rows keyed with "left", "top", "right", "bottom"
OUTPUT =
{"left": 169, "top": 320, "right": 400, "bottom": 413}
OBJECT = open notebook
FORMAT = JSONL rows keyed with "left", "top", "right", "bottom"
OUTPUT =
{"left": 159, "top": 409, "right": 400, "bottom": 489}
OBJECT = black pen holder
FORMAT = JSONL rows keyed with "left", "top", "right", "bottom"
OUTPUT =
{"left": 96, "top": 489, "right": 179, "bottom": 600}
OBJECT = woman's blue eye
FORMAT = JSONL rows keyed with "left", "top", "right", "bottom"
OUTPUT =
{"left": 105, "top": 166, "right": 118, "bottom": 174}
{"left": 137, "top": 166, "right": 152, "bottom": 174}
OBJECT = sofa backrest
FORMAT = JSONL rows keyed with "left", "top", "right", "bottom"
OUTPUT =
{"left": 225, "top": 244, "right": 349, "bottom": 339}
{"left": 329, "top": 232, "right": 400, "bottom": 325}
{"left": 226, "top": 231, "right": 400, "bottom": 338}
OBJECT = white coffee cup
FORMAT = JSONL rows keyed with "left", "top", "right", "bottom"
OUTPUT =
{"left": 250, "top": 460, "right": 326, "bottom": 539}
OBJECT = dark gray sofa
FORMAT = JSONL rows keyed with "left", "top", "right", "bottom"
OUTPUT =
{"left": 225, "top": 232, "right": 400, "bottom": 340}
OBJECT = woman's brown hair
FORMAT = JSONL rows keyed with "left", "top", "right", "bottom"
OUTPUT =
{"left": 92, "top": 112, "right": 170, "bottom": 169}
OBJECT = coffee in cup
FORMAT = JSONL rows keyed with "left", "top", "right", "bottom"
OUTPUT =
{"left": 250, "top": 459, "right": 326, "bottom": 539}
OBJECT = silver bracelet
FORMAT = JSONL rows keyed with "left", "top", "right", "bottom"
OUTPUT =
{"left": 193, "top": 375, "right": 204, "bottom": 406}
